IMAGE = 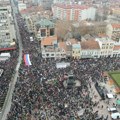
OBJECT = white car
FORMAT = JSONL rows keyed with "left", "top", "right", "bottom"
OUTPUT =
{"left": 108, "top": 108, "right": 117, "bottom": 112}
{"left": 111, "top": 112, "right": 120, "bottom": 119}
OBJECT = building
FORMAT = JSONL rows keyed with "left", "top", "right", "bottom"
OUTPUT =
{"left": 106, "top": 23, "right": 120, "bottom": 41}
{"left": 52, "top": 4, "right": 96, "bottom": 21}
{"left": 111, "top": 8, "right": 120, "bottom": 17}
{"left": 95, "top": 37, "right": 114, "bottom": 57}
{"left": 72, "top": 43, "right": 81, "bottom": 59}
{"left": 53, "top": 0, "right": 71, "bottom": 4}
{"left": 113, "top": 45, "right": 120, "bottom": 57}
{"left": 39, "top": 0, "right": 53, "bottom": 10}
{"left": 80, "top": 40, "right": 100, "bottom": 58}
{"left": 18, "top": 2, "right": 27, "bottom": 11}
{"left": 41, "top": 36, "right": 66, "bottom": 58}
{"left": 35, "top": 19, "right": 55, "bottom": 40}
{"left": 0, "top": 5, "right": 16, "bottom": 51}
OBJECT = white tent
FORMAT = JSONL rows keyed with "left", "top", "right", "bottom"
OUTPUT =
{"left": 0, "top": 53, "right": 10, "bottom": 61}
{"left": 56, "top": 62, "right": 70, "bottom": 69}
{"left": 107, "top": 93, "right": 114, "bottom": 99}
{"left": 0, "top": 53, "right": 10, "bottom": 57}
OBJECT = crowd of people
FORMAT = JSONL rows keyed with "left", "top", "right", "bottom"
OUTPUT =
{"left": 6, "top": 13, "right": 120, "bottom": 120}
{"left": 0, "top": 43, "right": 18, "bottom": 110}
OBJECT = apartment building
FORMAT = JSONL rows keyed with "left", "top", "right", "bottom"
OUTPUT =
{"left": 0, "top": 5, "right": 16, "bottom": 50}
{"left": 52, "top": 4, "right": 96, "bottom": 21}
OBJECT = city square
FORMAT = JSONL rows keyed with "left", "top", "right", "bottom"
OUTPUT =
{"left": 0, "top": 0, "right": 120, "bottom": 120}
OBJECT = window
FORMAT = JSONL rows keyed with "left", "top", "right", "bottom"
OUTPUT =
{"left": 41, "top": 29, "right": 46, "bottom": 37}
{"left": 46, "top": 54, "right": 49, "bottom": 56}
{"left": 50, "top": 28, "right": 54, "bottom": 36}
{"left": 51, "top": 54, "right": 54, "bottom": 56}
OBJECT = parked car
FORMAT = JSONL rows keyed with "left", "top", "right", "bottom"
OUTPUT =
{"left": 108, "top": 108, "right": 117, "bottom": 113}
{"left": 111, "top": 112, "right": 120, "bottom": 119}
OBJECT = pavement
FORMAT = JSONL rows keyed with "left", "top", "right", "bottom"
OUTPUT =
{"left": 0, "top": 0, "right": 23, "bottom": 120}
{"left": 88, "top": 80, "right": 120, "bottom": 120}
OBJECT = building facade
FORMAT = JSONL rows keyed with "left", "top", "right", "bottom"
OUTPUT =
{"left": 106, "top": 23, "right": 120, "bottom": 41}
{"left": 80, "top": 40, "right": 100, "bottom": 58}
{"left": 35, "top": 19, "right": 55, "bottom": 40}
{"left": 52, "top": 4, "right": 96, "bottom": 21}
{"left": 41, "top": 36, "right": 66, "bottom": 58}
{"left": 72, "top": 43, "right": 81, "bottom": 59}
{"left": 95, "top": 37, "right": 114, "bottom": 57}
{"left": 0, "top": 5, "right": 16, "bottom": 49}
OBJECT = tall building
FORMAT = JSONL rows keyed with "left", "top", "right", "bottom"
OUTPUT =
{"left": 0, "top": 3, "right": 16, "bottom": 50}
{"left": 52, "top": 4, "right": 96, "bottom": 21}
{"left": 39, "top": 0, "right": 53, "bottom": 9}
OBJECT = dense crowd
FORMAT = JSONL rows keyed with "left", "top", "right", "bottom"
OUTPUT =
{"left": 6, "top": 14, "right": 120, "bottom": 120}
{"left": 0, "top": 41, "right": 18, "bottom": 109}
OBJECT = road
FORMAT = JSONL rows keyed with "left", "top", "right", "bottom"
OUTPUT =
{"left": 0, "top": 0, "right": 22, "bottom": 120}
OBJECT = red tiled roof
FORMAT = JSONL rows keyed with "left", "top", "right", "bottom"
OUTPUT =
{"left": 114, "top": 45, "right": 120, "bottom": 50}
{"left": 98, "top": 34, "right": 108, "bottom": 37}
{"left": 41, "top": 36, "right": 57, "bottom": 46}
{"left": 54, "top": 4, "right": 89, "bottom": 10}
{"left": 111, "top": 24, "right": 120, "bottom": 29}
{"left": 81, "top": 40, "right": 100, "bottom": 50}
{"left": 59, "top": 42, "right": 67, "bottom": 52}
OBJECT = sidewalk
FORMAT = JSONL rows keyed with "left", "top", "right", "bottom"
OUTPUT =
{"left": 89, "top": 81, "right": 116, "bottom": 120}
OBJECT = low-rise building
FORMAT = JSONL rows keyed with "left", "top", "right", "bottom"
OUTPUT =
{"left": 35, "top": 19, "right": 55, "bottom": 40}
{"left": 106, "top": 23, "right": 120, "bottom": 40}
{"left": 80, "top": 40, "right": 100, "bottom": 58}
{"left": 113, "top": 45, "right": 120, "bottom": 57}
{"left": 72, "top": 43, "right": 81, "bottom": 59}
{"left": 95, "top": 37, "right": 114, "bottom": 57}
{"left": 41, "top": 36, "right": 66, "bottom": 58}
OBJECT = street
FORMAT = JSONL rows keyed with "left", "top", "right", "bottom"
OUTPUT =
{"left": 0, "top": 0, "right": 23, "bottom": 119}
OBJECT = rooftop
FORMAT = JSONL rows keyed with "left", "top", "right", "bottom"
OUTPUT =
{"left": 72, "top": 44, "right": 80, "bottom": 49}
{"left": 81, "top": 40, "right": 100, "bottom": 50}
{"left": 113, "top": 45, "right": 120, "bottom": 50}
{"left": 35, "top": 19, "right": 54, "bottom": 28}
{"left": 53, "top": 4, "right": 89, "bottom": 10}
{"left": 58, "top": 42, "right": 67, "bottom": 52}
{"left": 41, "top": 36, "right": 57, "bottom": 46}
{"left": 95, "top": 37, "right": 114, "bottom": 43}
{"left": 111, "top": 24, "right": 120, "bottom": 29}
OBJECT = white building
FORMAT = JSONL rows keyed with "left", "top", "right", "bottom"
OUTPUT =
{"left": 18, "top": 3, "right": 27, "bottom": 11}
{"left": 80, "top": 40, "right": 100, "bottom": 58}
{"left": 80, "top": 7, "right": 96, "bottom": 21}
{"left": 95, "top": 37, "right": 114, "bottom": 57}
{"left": 41, "top": 36, "right": 66, "bottom": 58}
{"left": 0, "top": 5, "right": 16, "bottom": 49}
{"left": 52, "top": 4, "right": 96, "bottom": 21}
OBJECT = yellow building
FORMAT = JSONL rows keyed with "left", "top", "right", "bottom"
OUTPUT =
{"left": 72, "top": 43, "right": 81, "bottom": 59}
